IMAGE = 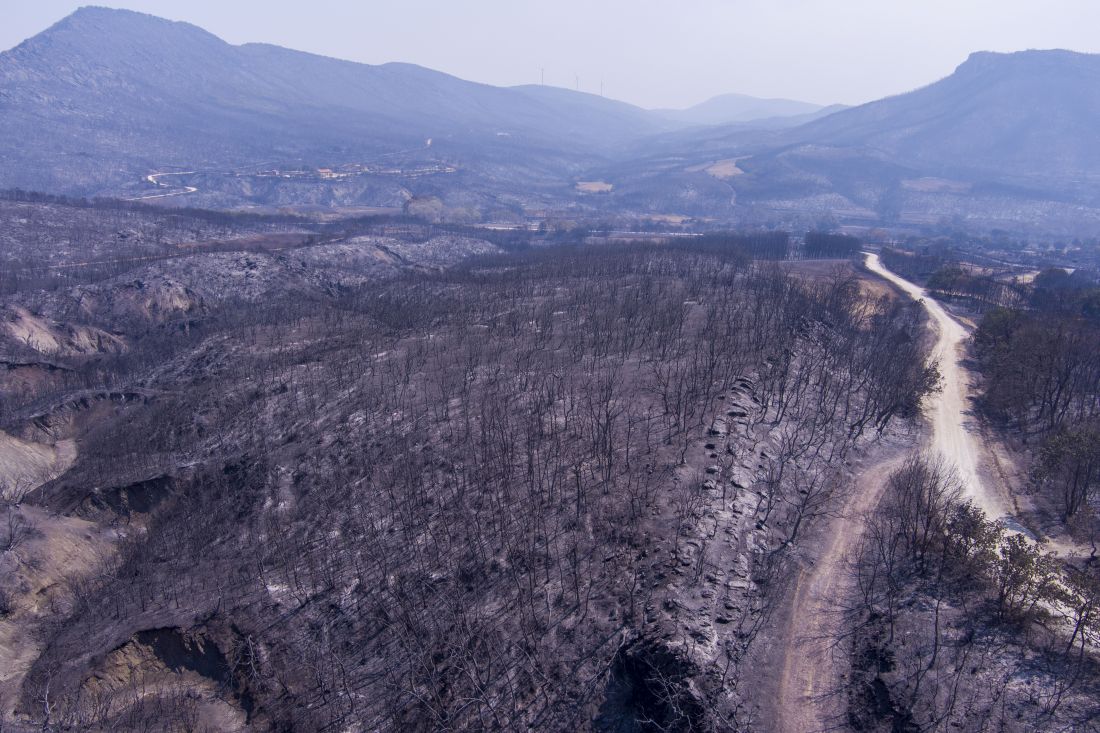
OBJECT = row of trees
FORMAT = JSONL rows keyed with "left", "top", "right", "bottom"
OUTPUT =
{"left": 879, "top": 245, "right": 957, "bottom": 283}
{"left": 879, "top": 245, "right": 1034, "bottom": 312}
{"left": 925, "top": 265, "right": 1029, "bottom": 310}
{"left": 691, "top": 230, "right": 864, "bottom": 261}
{"left": 803, "top": 231, "right": 861, "bottom": 259}
{"left": 973, "top": 271, "right": 1100, "bottom": 524}
{"left": 690, "top": 231, "right": 791, "bottom": 260}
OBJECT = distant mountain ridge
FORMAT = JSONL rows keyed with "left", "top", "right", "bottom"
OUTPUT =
{"left": 595, "top": 49, "right": 1100, "bottom": 235}
{"left": 1, "top": 7, "right": 1098, "bottom": 234}
{"left": 0, "top": 6, "right": 849, "bottom": 200}
{"left": 655, "top": 92, "right": 837, "bottom": 126}
{"left": 784, "top": 49, "right": 1100, "bottom": 182}
{"left": 0, "top": 6, "right": 673, "bottom": 196}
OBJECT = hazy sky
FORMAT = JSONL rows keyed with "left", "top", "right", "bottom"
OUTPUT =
{"left": 5, "top": 1, "right": 1100, "bottom": 108}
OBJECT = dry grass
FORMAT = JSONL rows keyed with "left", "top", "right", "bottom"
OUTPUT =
{"left": 644, "top": 214, "right": 692, "bottom": 225}
{"left": 704, "top": 159, "right": 744, "bottom": 179}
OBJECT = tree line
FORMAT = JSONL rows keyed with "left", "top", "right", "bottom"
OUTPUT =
{"left": 973, "top": 269, "right": 1100, "bottom": 527}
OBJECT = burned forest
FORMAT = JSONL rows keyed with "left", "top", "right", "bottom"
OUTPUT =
{"left": 0, "top": 206, "right": 944, "bottom": 730}
{"left": 4, "top": 6, "right": 1100, "bottom": 732}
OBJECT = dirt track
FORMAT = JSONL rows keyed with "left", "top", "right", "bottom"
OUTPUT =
{"left": 772, "top": 253, "right": 1010, "bottom": 732}
{"left": 773, "top": 444, "right": 908, "bottom": 732}
{"left": 863, "top": 252, "right": 1015, "bottom": 521}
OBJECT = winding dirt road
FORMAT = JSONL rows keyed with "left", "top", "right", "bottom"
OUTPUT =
{"left": 863, "top": 252, "right": 1014, "bottom": 522}
{"left": 773, "top": 252, "right": 1013, "bottom": 732}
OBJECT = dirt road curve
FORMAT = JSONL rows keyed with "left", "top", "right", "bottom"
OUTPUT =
{"left": 774, "top": 447, "right": 908, "bottom": 733}
{"left": 773, "top": 253, "right": 1011, "bottom": 732}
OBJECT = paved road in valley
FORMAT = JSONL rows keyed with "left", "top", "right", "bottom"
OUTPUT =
{"left": 128, "top": 171, "right": 198, "bottom": 200}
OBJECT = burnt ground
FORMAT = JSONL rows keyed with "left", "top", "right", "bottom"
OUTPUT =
{"left": 0, "top": 236, "right": 938, "bottom": 731}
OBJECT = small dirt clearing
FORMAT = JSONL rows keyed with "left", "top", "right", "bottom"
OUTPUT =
{"left": 575, "top": 180, "right": 614, "bottom": 193}
{"left": 686, "top": 157, "right": 746, "bottom": 179}
{"left": 0, "top": 430, "right": 74, "bottom": 497}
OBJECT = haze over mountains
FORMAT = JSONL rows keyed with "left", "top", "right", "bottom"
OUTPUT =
{"left": 0, "top": 8, "right": 817, "bottom": 196}
{"left": 0, "top": 7, "right": 668, "bottom": 195}
{"left": 1, "top": 6, "right": 1099, "bottom": 233}
{"left": 765, "top": 49, "right": 1100, "bottom": 185}
{"left": 605, "top": 48, "right": 1100, "bottom": 233}
{"left": 654, "top": 93, "right": 842, "bottom": 127}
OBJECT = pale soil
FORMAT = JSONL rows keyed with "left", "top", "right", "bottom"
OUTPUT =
{"left": 0, "top": 430, "right": 75, "bottom": 499}
{"left": 81, "top": 634, "right": 247, "bottom": 732}
{"left": 868, "top": 253, "right": 1088, "bottom": 559}
{"left": 575, "top": 180, "right": 614, "bottom": 193}
{"left": 685, "top": 157, "right": 745, "bottom": 179}
{"left": 782, "top": 259, "right": 899, "bottom": 302}
{"left": 703, "top": 159, "right": 744, "bottom": 179}
{"left": 2, "top": 306, "right": 125, "bottom": 356}
{"left": 899, "top": 177, "right": 972, "bottom": 194}
{"left": 0, "top": 504, "right": 115, "bottom": 711}
{"left": 643, "top": 213, "right": 691, "bottom": 225}
{"left": 0, "top": 429, "right": 100, "bottom": 723}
